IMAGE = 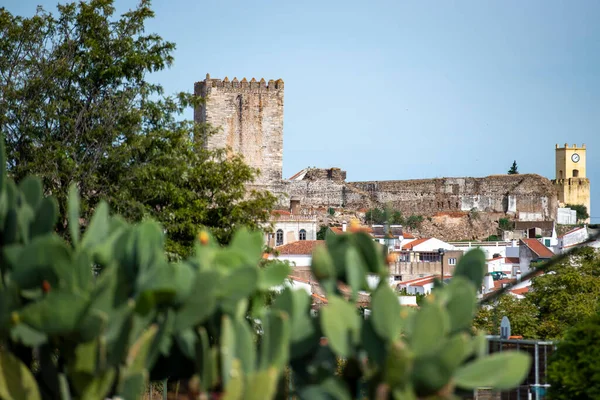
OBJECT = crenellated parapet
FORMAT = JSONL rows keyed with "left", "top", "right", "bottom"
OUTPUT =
{"left": 195, "top": 73, "right": 284, "bottom": 95}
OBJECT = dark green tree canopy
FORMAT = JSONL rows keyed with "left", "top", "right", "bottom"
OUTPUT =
{"left": 564, "top": 203, "right": 590, "bottom": 222}
{"left": 0, "top": 0, "right": 275, "bottom": 257}
{"left": 507, "top": 160, "right": 519, "bottom": 174}
{"left": 547, "top": 312, "right": 600, "bottom": 400}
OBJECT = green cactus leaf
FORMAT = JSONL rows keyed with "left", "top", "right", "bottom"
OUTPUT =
{"left": 437, "top": 333, "right": 472, "bottom": 373}
{"left": 297, "top": 376, "right": 352, "bottom": 400}
{"left": 220, "top": 315, "right": 236, "bottom": 388}
{"left": 245, "top": 368, "right": 280, "bottom": 400}
{"left": 135, "top": 220, "right": 165, "bottom": 272}
{"left": 271, "top": 288, "right": 317, "bottom": 358}
{"left": 19, "top": 291, "right": 89, "bottom": 334}
{"left": 0, "top": 348, "right": 42, "bottom": 400}
{"left": 146, "top": 310, "right": 174, "bottom": 370}
{"left": 454, "top": 351, "right": 531, "bottom": 390}
{"left": 391, "top": 385, "right": 418, "bottom": 400}
{"left": 219, "top": 265, "right": 259, "bottom": 313}
{"left": 222, "top": 359, "right": 244, "bottom": 400}
{"left": 259, "top": 310, "right": 290, "bottom": 371}
{"left": 72, "top": 340, "right": 98, "bottom": 374}
{"left": 18, "top": 176, "right": 43, "bottom": 211}
{"left": 344, "top": 246, "right": 368, "bottom": 302}
{"left": 320, "top": 295, "right": 360, "bottom": 358}
{"left": 9, "top": 324, "right": 47, "bottom": 347}
{"left": 352, "top": 231, "right": 386, "bottom": 276}
{"left": 232, "top": 318, "right": 256, "bottom": 375}
{"left": 361, "top": 317, "right": 387, "bottom": 365}
{"left": 30, "top": 197, "right": 58, "bottom": 238}
{"left": 16, "top": 204, "right": 34, "bottom": 243}
{"left": 78, "top": 308, "right": 108, "bottom": 342}
{"left": 371, "top": 283, "right": 401, "bottom": 341}
{"left": 105, "top": 302, "right": 135, "bottom": 366}
{"left": 196, "top": 327, "right": 216, "bottom": 391}
{"left": 258, "top": 260, "right": 291, "bottom": 290}
{"left": 172, "top": 270, "right": 219, "bottom": 331}
{"left": 80, "top": 201, "right": 110, "bottom": 251}
{"left": 411, "top": 354, "right": 454, "bottom": 397}
{"left": 311, "top": 245, "right": 337, "bottom": 293}
{"left": 229, "top": 227, "right": 264, "bottom": 265}
{"left": 409, "top": 301, "right": 449, "bottom": 357}
{"left": 68, "top": 184, "right": 80, "bottom": 246}
{"left": 79, "top": 368, "right": 116, "bottom": 400}
{"left": 4, "top": 208, "right": 19, "bottom": 244}
{"left": 126, "top": 324, "right": 159, "bottom": 372}
{"left": 445, "top": 277, "right": 477, "bottom": 334}
{"left": 137, "top": 261, "right": 196, "bottom": 309}
{"left": 453, "top": 248, "right": 486, "bottom": 288}
{"left": 10, "top": 235, "right": 70, "bottom": 290}
{"left": 473, "top": 330, "right": 488, "bottom": 359}
{"left": 384, "top": 340, "right": 414, "bottom": 388}
{"left": 117, "top": 369, "right": 147, "bottom": 400}
{"left": 175, "top": 328, "right": 197, "bottom": 360}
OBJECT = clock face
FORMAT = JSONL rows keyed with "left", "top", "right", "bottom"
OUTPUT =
{"left": 572, "top": 153, "right": 580, "bottom": 163}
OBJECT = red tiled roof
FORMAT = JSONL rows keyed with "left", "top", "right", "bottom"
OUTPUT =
{"left": 275, "top": 240, "right": 324, "bottom": 255}
{"left": 486, "top": 256, "right": 503, "bottom": 262}
{"left": 521, "top": 239, "right": 554, "bottom": 259}
{"left": 493, "top": 278, "right": 516, "bottom": 289}
{"left": 402, "top": 238, "right": 430, "bottom": 250}
{"left": 505, "top": 257, "right": 520, "bottom": 264}
{"left": 558, "top": 226, "right": 584, "bottom": 239}
{"left": 271, "top": 209, "right": 292, "bottom": 216}
{"left": 510, "top": 287, "right": 529, "bottom": 295}
{"left": 403, "top": 232, "right": 416, "bottom": 239}
{"left": 397, "top": 274, "right": 452, "bottom": 286}
{"left": 288, "top": 169, "right": 307, "bottom": 180}
{"left": 288, "top": 275, "right": 311, "bottom": 284}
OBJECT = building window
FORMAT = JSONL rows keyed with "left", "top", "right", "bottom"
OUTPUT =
{"left": 559, "top": 170, "right": 563, "bottom": 179}
{"left": 299, "top": 229, "right": 307, "bottom": 241}
{"left": 448, "top": 258, "right": 457, "bottom": 266}
{"left": 276, "top": 229, "right": 283, "bottom": 246}
{"left": 573, "top": 169, "right": 579, "bottom": 177}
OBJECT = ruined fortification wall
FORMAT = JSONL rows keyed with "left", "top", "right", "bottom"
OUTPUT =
{"left": 194, "top": 75, "right": 284, "bottom": 185}
{"left": 281, "top": 171, "right": 558, "bottom": 221}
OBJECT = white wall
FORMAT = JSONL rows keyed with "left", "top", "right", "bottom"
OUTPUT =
{"left": 557, "top": 208, "right": 577, "bottom": 225}
{"left": 269, "top": 254, "right": 312, "bottom": 267}
{"left": 411, "top": 238, "right": 456, "bottom": 252}
{"left": 269, "top": 220, "right": 317, "bottom": 246}
{"left": 559, "top": 228, "right": 589, "bottom": 251}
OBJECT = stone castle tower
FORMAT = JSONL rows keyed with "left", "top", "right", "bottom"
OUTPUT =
{"left": 194, "top": 74, "right": 284, "bottom": 186}
{"left": 553, "top": 143, "right": 591, "bottom": 222}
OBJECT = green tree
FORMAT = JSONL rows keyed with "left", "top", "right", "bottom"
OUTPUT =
{"left": 565, "top": 203, "right": 590, "bottom": 222}
{"left": 473, "top": 295, "right": 539, "bottom": 339}
{"left": 0, "top": 0, "right": 274, "bottom": 257}
{"left": 547, "top": 312, "right": 600, "bottom": 400}
{"left": 365, "top": 207, "right": 386, "bottom": 224}
{"left": 498, "top": 217, "right": 512, "bottom": 231}
{"left": 316, "top": 225, "right": 329, "bottom": 240}
{"left": 405, "top": 214, "right": 424, "bottom": 229}
{"left": 527, "top": 247, "right": 600, "bottom": 339}
{"left": 508, "top": 160, "right": 519, "bottom": 174}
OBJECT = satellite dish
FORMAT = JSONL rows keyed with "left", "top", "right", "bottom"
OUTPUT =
{"left": 500, "top": 316, "right": 511, "bottom": 339}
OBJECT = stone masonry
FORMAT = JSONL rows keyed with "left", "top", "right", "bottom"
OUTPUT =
{"left": 194, "top": 74, "right": 284, "bottom": 186}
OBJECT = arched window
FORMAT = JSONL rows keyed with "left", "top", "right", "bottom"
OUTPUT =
{"left": 276, "top": 229, "right": 284, "bottom": 246}
{"left": 573, "top": 169, "right": 579, "bottom": 177}
{"left": 299, "top": 229, "right": 307, "bottom": 241}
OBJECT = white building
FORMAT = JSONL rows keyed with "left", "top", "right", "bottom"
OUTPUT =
{"left": 265, "top": 210, "right": 318, "bottom": 247}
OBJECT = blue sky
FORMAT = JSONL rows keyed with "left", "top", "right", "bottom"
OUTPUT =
{"left": 5, "top": 0, "right": 600, "bottom": 221}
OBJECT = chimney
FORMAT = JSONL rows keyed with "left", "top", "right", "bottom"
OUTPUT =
{"left": 290, "top": 198, "right": 300, "bottom": 214}
{"left": 342, "top": 221, "right": 347, "bottom": 232}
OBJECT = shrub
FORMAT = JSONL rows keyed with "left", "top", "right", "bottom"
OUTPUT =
{"left": 498, "top": 218, "right": 512, "bottom": 231}
{"left": 564, "top": 203, "right": 590, "bottom": 222}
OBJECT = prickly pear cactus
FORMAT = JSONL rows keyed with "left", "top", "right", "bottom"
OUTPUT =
{"left": 0, "top": 135, "right": 530, "bottom": 400}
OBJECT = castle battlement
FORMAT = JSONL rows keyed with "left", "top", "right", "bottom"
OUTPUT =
{"left": 556, "top": 143, "right": 586, "bottom": 149}
{"left": 195, "top": 74, "right": 284, "bottom": 94}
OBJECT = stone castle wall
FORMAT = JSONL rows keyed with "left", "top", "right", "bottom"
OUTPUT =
{"left": 194, "top": 75, "right": 284, "bottom": 185}
{"left": 279, "top": 169, "right": 558, "bottom": 220}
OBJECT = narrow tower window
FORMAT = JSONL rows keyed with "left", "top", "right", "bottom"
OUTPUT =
{"left": 276, "top": 229, "right": 284, "bottom": 246}
{"left": 573, "top": 169, "right": 579, "bottom": 178}
{"left": 559, "top": 170, "right": 563, "bottom": 179}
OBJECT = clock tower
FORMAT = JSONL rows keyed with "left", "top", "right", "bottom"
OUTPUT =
{"left": 553, "top": 143, "right": 591, "bottom": 223}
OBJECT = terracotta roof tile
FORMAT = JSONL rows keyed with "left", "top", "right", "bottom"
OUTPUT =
{"left": 510, "top": 287, "right": 530, "bottom": 295}
{"left": 505, "top": 257, "right": 520, "bottom": 264}
{"left": 403, "top": 232, "right": 416, "bottom": 239}
{"left": 402, "top": 238, "right": 430, "bottom": 250}
{"left": 486, "top": 256, "right": 504, "bottom": 262}
{"left": 521, "top": 239, "right": 554, "bottom": 259}
{"left": 275, "top": 240, "right": 324, "bottom": 255}
{"left": 271, "top": 210, "right": 292, "bottom": 216}
{"left": 493, "top": 278, "right": 516, "bottom": 289}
